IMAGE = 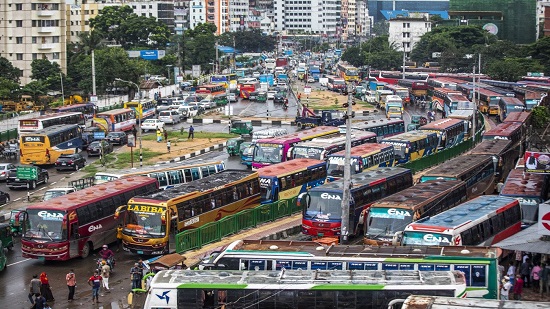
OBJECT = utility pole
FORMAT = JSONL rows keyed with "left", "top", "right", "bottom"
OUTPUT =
{"left": 340, "top": 83, "right": 355, "bottom": 244}
{"left": 92, "top": 50, "right": 96, "bottom": 96}
{"left": 60, "top": 73, "right": 64, "bottom": 105}
{"left": 402, "top": 51, "right": 406, "bottom": 80}
{"left": 472, "top": 65, "right": 476, "bottom": 144}
{"left": 215, "top": 41, "right": 219, "bottom": 74}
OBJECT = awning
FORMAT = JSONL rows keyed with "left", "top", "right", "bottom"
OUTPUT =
{"left": 492, "top": 225, "right": 550, "bottom": 255}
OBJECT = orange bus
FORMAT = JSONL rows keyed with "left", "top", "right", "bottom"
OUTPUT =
{"left": 194, "top": 84, "right": 226, "bottom": 97}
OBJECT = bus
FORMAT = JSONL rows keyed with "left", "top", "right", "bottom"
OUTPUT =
{"left": 252, "top": 126, "right": 340, "bottom": 169}
{"left": 375, "top": 89, "right": 394, "bottom": 108}
{"left": 52, "top": 103, "right": 95, "bottom": 120}
{"left": 291, "top": 130, "right": 377, "bottom": 161}
{"left": 337, "top": 63, "right": 359, "bottom": 82}
{"left": 93, "top": 108, "right": 136, "bottom": 132}
{"left": 20, "top": 124, "right": 83, "bottom": 165}
{"left": 210, "top": 73, "right": 238, "bottom": 91}
{"left": 93, "top": 160, "right": 226, "bottom": 189}
{"left": 385, "top": 84, "right": 410, "bottom": 104}
{"left": 301, "top": 167, "right": 413, "bottom": 237}
{"left": 381, "top": 131, "right": 439, "bottom": 165}
{"left": 199, "top": 239, "right": 500, "bottom": 299}
{"left": 239, "top": 81, "right": 260, "bottom": 99}
{"left": 341, "top": 119, "right": 406, "bottom": 142}
{"left": 398, "top": 295, "right": 550, "bottom": 309}
{"left": 482, "top": 122, "right": 523, "bottom": 149}
{"left": 364, "top": 180, "right": 468, "bottom": 246}
{"left": 326, "top": 143, "right": 395, "bottom": 181}
{"left": 498, "top": 97, "right": 525, "bottom": 121}
{"left": 385, "top": 95, "right": 404, "bottom": 119}
{"left": 402, "top": 195, "right": 521, "bottom": 247}
{"left": 264, "top": 58, "right": 276, "bottom": 71}
{"left": 123, "top": 99, "right": 156, "bottom": 121}
{"left": 499, "top": 168, "right": 549, "bottom": 227}
{"left": 419, "top": 118, "right": 465, "bottom": 150}
{"left": 258, "top": 158, "right": 327, "bottom": 204}
{"left": 502, "top": 111, "right": 532, "bottom": 128}
{"left": 398, "top": 79, "right": 429, "bottom": 98}
{"left": 468, "top": 139, "right": 516, "bottom": 183}
{"left": 327, "top": 75, "right": 346, "bottom": 92}
{"left": 144, "top": 269, "right": 467, "bottom": 309}
{"left": 18, "top": 112, "right": 85, "bottom": 134}
{"left": 477, "top": 88, "right": 501, "bottom": 115}
{"left": 20, "top": 176, "right": 159, "bottom": 260}
{"left": 371, "top": 70, "right": 401, "bottom": 85}
{"left": 447, "top": 93, "right": 473, "bottom": 111}
{"left": 194, "top": 84, "right": 226, "bottom": 97}
{"left": 420, "top": 154, "right": 498, "bottom": 198}
{"left": 116, "top": 170, "right": 260, "bottom": 255}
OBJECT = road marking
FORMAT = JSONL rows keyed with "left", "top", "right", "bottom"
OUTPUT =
{"left": 8, "top": 258, "right": 32, "bottom": 266}
{"left": 50, "top": 182, "right": 57, "bottom": 185}
{"left": 14, "top": 198, "right": 21, "bottom": 202}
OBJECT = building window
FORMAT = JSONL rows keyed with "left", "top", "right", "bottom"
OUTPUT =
{"left": 53, "top": 52, "right": 60, "bottom": 59}
{"left": 141, "top": 5, "right": 146, "bottom": 9}
{"left": 16, "top": 37, "right": 23, "bottom": 44}
{"left": 16, "top": 54, "right": 23, "bottom": 60}
{"left": 16, "top": 20, "right": 23, "bottom": 27}
{"left": 32, "top": 53, "right": 38, "bottom": 60}
{"left": 32, "top": 37, "right": 37, "bottom": 43}
{"left": 16, "top": 3, "right": 23, "bottom": 10}
{"left": 52, "top": 36, "right": 59, "bottom": 43}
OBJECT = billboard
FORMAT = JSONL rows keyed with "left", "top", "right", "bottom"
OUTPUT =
{"left": 139, "top": 50, "right": 166, "bottom": 60}
{"left": 538, "top": 203, "right": 550, "bottom": 236}
{"left": 524, "top": 151, "right": 550, "bottom": 174}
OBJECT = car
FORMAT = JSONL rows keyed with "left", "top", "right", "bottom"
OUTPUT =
{"left": 184, "top": 96, "right": 202, "bottom": 104}
{"left": 158, "top": 110, "right": 182, "bottom": 124}
{"left": 252, "top": 72, "right": 261, "bottom": 78}
{"left": 274, "top": 93, "right": 286, "bottom": 104}
{"left": 267, "top": 91, "right": 277, "bottom": 100}
{"left": 87, "top": 140, "right": 114, "bottom": 157}
{"left": 141, "top": 119, "right": 165, "bottom": 132}
{"left": 277, "top": 82, "right": 288, "bottom": 90}
{"left": 0, "top": 163, "right": 16, "bottom": 181}
{"left": 178, "top": 105, "right": 198, "bottom": 118}
{"left": 180, "top": 81, "right": 192, "bottom": 88}
{"left": 227, "top": 93, "right": 238, "bottom": 102}
{"left": 199, "top": 99, "right": 215, "bottom": 109}
{"left": 105, "top": 132, "right": 128, "bottom": 145}
{"left": 307, "top": 76, "right": 315, "bottom": 83}
{"left": 7, "top": 166, "right": 49, "bottom": 190}
{"left": 0, "top": 190, "right": 9, "bottom": 205}
{"left": 55, "top": 153, "right": 86, "bottom": 171}
{"left": 156, "top": 98, "right": 174, "bottom": 112}
{"left": 188, "top": 102, "right": 205, "bottom": 114}
{"left": 43, "top": 187, "right": 77, "bottom": 201}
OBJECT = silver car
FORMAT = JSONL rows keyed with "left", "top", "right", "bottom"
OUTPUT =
{"left": 158, "top": 110, "right": 182, "bottom": 124}
{"left": 0, "top": 163, "right": 16, "bottom": 181}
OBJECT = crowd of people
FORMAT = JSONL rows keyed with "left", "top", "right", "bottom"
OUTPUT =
{"left": 499, "top": 251, "right": 550, "bottom": 301}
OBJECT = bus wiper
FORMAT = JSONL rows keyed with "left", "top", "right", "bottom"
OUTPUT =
{"left": 39, "top": 225, "right": 53, "bottom": 241}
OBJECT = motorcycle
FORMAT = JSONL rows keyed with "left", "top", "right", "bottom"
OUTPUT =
{"left": 97, "top": 257, "right": 115, "bottom": 274}
{"left": 420, "top": 101, "right": 426, "bottom": 110}
{"left": 283, "top": 99, "right": 288, "bottom": 111}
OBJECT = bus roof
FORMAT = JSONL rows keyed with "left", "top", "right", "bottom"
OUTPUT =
{"left": 419, "top": 118, "right": 464, "bottom": 131}
{"left": 95, "top": 159, "right": 224, "bottom": 179}
{"left": 468, "top": 139, "right": 511, "bottom": 156}
{"left": 503, "top": 111, "right": 531, "bottom": 124}
{"left": 223, "top": 239, "right": 498, "bottom": 259}
{"left": 409, "top": 196, "right": 518, "bottom": 230}
{"left": 25, "top": 176, "right": 156, "bottom": 211}
{"left": 25, "top": 112, "right": 82, "bottom": 120}
{"left": 483, "top": 122, "right": 523, "bottom": 137}
{"left": 499, "top": 96, "right": 524, "bottom": 107}
{"left": 381, "top": 131, "right": 437, "bottom": 143}
{"left": 296, "top": 130, "right": 376, "bottom": 147}
{"left": 371, "top": 180, "right": 465, "bottom": 210}
{"left": 20, "top": 124, "right": 80, "bottom": 136}
{"left": 258, "top": 158, "right": 325, "bottom": 178}
{"left": 343, "top": 118, "right": 404, "bottom": 130}
{"left": 132, "top": 170, "right": 256, "bottom": 202}
{"left": 310, "top": 167, "right": 410, "bottom": 192}
{"left": 53, "top": 103, "right": 94, "bottom": 110}
{"left": 257, "top": 126, "right": 340, "bottom": 144}
{"left": 150, "top": 269, "right": 462, "bottom": 288}
{"left": 330, "top": 143, "right": 393, "bottom": 157}
{"left": 447, "top": 109, "right": 475, "bottom": 120}
{"left": 421, "top": 154, "right": 492, "bottom": 180}
{"left": 96, "top": 108, "right": 133, "bottom": 115}
{"left": 500, "top": 168, "right": 547, "bottom": 198}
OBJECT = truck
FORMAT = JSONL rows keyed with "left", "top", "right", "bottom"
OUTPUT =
{"left": 309, "top": 66, "right": 321, "bottom": 81}
{"left": 385, "top": 95, "right": 404, "bottom": 119}
{"left": 297, "top": 68, "right": 306, "bottom": 80}
{"left": 7, "top": 166, "right": 49, "bottom": 190}
{"left": 276, "top": 57, "right": 288, "bottom": 68}
{"left": 259, "top": 74, "right": 275, "bottom": 87}
{"left": 295, "top": 105, "right": 346, "bottom": 129}
{"left": 277, "top": 74, "right": 289, "bottom": 83}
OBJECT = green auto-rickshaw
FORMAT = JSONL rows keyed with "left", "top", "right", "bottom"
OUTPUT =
{"left": 256, "top": 92, "right": 267, "bottom": 103}
{"left": 9, "top": 209, "right": 25, "bottom": 236}
{"left": 230, "top": 121, "right": 253, "bottom": 136}
{"left": 0, "top": 240, "right": 6, "bottom": 271}
{"left": 214, "top": 94, "right": 229, "bottom": 106}
{"left": 227, "top": 137, "right": 245, "bottom": 156}
{"left": 0, "top": 222, "right": 14, "bottom": 250}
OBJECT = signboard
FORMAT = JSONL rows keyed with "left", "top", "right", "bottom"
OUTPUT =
{"left": 538, "top": 203, "right": 550, "bottom": 235}
{"left": 524, "top": 151, "right": 550, "bottom": 174}
{"left": 90, "top": 95, "right": 97, "bottom": 102}
{"left": 192, "top": 65, "right": 201, "bottom": 78}
{"left": 139, "top": 50, "right": 166, "bottom": 60}
{"left": 304, "top": 86, "right": 311, "bottom": 95}
{"left": 16, "top": 166, "right": 37, "bottom": 180}
{"left": 527, "top": 72, "right": 545, "bottom": 77}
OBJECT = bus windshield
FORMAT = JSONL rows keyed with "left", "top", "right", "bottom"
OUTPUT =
{"left": 384, "top": 142, "right": 406, "bottom": 161}
{"left": 259, "top": 178, "right": 273, "bottom": 202}
{"left": 305, "top": 191, "right": 343, "bottom": 220}
{"left": 327, "top": 157, "right": 360, "bottom": 177}
{"left": 123, "top": 206, "right": 166, "bottom": 237}
{"left": 367, "top": 207, "right": 413, "bottom": 238}
{"left": 254, "top": 143, "right": 282, "bottom": 163}
{"left": 402, "top": 231, "right": 453, "bottom": 246}
{"left": 293, "top": 146, "right": 323, "bottom": 160}
{"left": 25, "top": 209, "right": 65, "bottom": 241}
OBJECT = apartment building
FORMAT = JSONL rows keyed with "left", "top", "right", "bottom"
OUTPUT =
{"left": 273, "top": 0, "right": 340, "bottom": 36}
{"left": 388, "top": 14, "right": 431, "bottom": 58}
{"left": 129, "top": 0, "right": 175, "bottom": 33}
{"left": 67, "top": 1, "right": 118, "bottom": 44}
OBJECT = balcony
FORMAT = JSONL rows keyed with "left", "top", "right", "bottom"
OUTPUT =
{"left": 37, "top": 10, "right": 54, "bottom": 17}
{"left": 38, "top": 43, "right": 54, "bottom": 50}
{"left": 38, "top": 27, "right": 54, "bottom": 33}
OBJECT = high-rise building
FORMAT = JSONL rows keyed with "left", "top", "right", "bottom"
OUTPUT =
{"left": 273, "top": 0, "right": 340, "bottom": 36}
{"left": 128, "top": 1, "right": 174, "bottom": 33}
{"left": 388, "top": 13, "right": 431, "bottom": 58}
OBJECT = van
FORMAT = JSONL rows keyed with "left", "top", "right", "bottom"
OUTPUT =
{"left": 43, "top": 187, "right": 77, "bottom": 201}
{"left": 158, "top": 110, "right": 182, "bottom": 124}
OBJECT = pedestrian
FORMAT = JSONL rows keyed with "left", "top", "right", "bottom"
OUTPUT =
{"left": 131, "top": 262, "right": 143, "bottom": 290}
{"left": 163, "top": 129, "right": 168, "bottom": 141}
{"left": 132, "top": 125, "right": 137, "bottom": 140}
{"left": 500, "top": 276, "right": 512, "bottom": 300}
{"left": 116, "top": 223, "right": 123, "bottom": 252}
{"left": 532, "top": 261, "right": 542, "bottom": 289}
{"left": 39, "top": 272, "right": 55, "bottom": 302}
{"left": 514, "top": 274, "right": 524, "bottom": 300}
{"left": 34, "top": 292, "right": 47, "bottom": 309}
{"left": 521, "top": 258, "right": 532, "bottom": 288}
{"left": 100, "top": 260, "right": 111, "bottom": 292}
{"left": 156, "top": 127, "right": 162, "bottom": 143}
{"left": 66, "top": 269, "right": 76, "bottom": 302}
{"left": 167, "top": 140, "right": 171, "bottom": 153}
{"left": 541, "top": 261, "right": 550, "bottom": 294}
{"left": 188, "top": 125, "right": 195, "bottom": 140}
{"left": 28, "top": 274, "right": 41, "bottom": 305}
{"left": 87, "top": 270, "right": 102, "bottom": 304}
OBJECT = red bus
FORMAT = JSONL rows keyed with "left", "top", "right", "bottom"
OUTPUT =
{"left": 195, "top": 84, "right": 226, "bottom": 97}
{"left": 398, "top": 79, "right": 429, "bottom": 98}
{"left": 20, "top": 176, "right": 159, "bottom": 261}
{"left": 370, "top": 70, "right": 401, "bottom": 85}
{"left": 240, "top": 81, "right": 260, "bottom": 99}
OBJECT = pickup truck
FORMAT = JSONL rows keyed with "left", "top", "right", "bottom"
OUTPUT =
{"left": 295, "top": 108, "right": 345, "bottom": 129}
{"left": 7, "top": 166, "right": 49, "bottom": 190}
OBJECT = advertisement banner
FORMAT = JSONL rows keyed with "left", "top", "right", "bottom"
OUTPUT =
{"left": 538, "top": 203, "right": 550, "bottom": 236}
{"left": 524, "top": 151, "right": 550, "bottom": 174}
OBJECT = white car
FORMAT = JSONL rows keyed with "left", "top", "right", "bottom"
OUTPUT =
{"left": 252, "top": 72, "right": 261, "bottom": 78}
{"left": 141, "top": 119, "right": 165, "bottom": 132}
{"left": 178, "top": 105, "right": 198, "bottom": 118}
{"left": 307, "top": 76, "right": 315, "bottom": 83}
{"left": 199, "top": 99, "right": 215, "bottom": 109}
{"left": 267, "top": 91, "right": 277, "bottom": 100}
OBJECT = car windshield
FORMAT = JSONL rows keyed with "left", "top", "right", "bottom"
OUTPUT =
{"left": 43, "top": 190, "right": 68, "bottom": 201}
{"left": 304, "top": 191, "right": 343, "bottom": 220}
{"left": 123, "top": 205, "right": 166, "bottom": 237}
{"left": 90, "top": 142, "right": 100, "bottom": 147}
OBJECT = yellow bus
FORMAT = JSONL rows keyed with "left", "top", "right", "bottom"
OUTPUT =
{"left": 337, "top": 63, "right": 360, "bottom": 82}
{"left": 20, "top": 124, "right": 82, "bottom": 165}
{"left": 123, "top": 99, "right": 156, "bottom": 120}
{"left": 115, "top": 170, "right": 260, "bottom": 255}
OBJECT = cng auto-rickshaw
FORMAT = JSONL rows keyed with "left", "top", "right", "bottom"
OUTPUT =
{"left": 214, "top": 94, "right": 229, "bottom": 106}
{"left": 0, "top": 222, "right": 14, "bottom": 250}
{"left": 227, "top": 137, "right": 245, "bottom": 156}
{"left": 230, "top": 121, "right": 253, "bottom": 136}
{"left": 0, "top": 240, "right": 6, "bottom": 271}
{"left": 9, "top": 209, "right": 26, "bottom": 236}
{"left": 256, "top": 92, "right": 267, "bottom": 103}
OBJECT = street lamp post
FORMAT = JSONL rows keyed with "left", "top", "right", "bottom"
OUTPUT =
{"left": 115, "top": 78, "right": 143, "bottom": 168}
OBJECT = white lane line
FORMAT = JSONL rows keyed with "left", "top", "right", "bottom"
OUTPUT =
{"left": 8, "top": 258, "right": 32, "bottom": 266}
{"left": 14, "top": 198, "right": 21, "bottom": 202}
{"left": 50, "top": 182, "right": 57, "bottom": 185}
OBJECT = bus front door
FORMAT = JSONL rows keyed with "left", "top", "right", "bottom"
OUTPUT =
{"left": 69, "top": 223, "right": 79, "bottom": 258}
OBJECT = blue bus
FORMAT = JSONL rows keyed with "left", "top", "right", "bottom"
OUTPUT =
{"left": 381, "top": 131, "right": 439, "bottom": 165}
{"left": 419, "top": 118, "right": 466, "bottom": 150}
{"left": 326, "top": 143, "right": 395, "bottom": 181}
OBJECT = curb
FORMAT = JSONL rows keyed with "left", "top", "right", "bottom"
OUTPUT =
{"left": 186, "top": 118, "right": 293, "bottom": 126}
{"left": 157, "top": 142, "right": 227, "bottom": 164}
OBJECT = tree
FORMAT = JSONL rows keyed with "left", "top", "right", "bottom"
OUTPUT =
{"left": 182, "top": 23, "right": 217, "bottom": 73}
{"left": 31, "top": 59, "right": 62, "bottom": 81}
{"left": 218, "top": 30, "right": 276, "bottom": 53}
{"left": 0, "top": 77, "right": 20, "bottom": 100}
{"left": 342, "top": 35, "right": 402, "bottom": 70}
{"left": 21, "top": 80, "right": 48, "bottom": 103}
{"left": 0, "top": 57, "right": 21, "bottom": 83}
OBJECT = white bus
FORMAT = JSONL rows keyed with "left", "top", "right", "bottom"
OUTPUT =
{"left": 264, "top": 58, "right": 276, "bottom": 71}
{"left": 18, "top": 112, "right": 85, "bottom": 134}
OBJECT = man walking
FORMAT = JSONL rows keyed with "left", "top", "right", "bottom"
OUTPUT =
{"left": 130, "top": 263, "right": 143, "bottom": 290}
{"left": 87, "top": 270, "right": 103, "bottom": 304}
{"left": 28, "top": 274, "right": 41, "bottom": 304}
{"left": 163, "top": 129, "right": 168, "bottom": 141}
{"left": 188, "top": 125, "right": 195, "bottom": 140}
{"left": 66, "top": 269, "right": 76, "bottom": 302}
{"left": 513, "top": 274, "right": 524, "bottom": 300}
{"left": 100, "top": 260, "right": 111, "bottom": 292}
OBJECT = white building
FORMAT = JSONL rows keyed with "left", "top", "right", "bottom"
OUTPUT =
{"left": 273, "top": 0, "right": 339, "bottom": 36}
{"left": 189, "top": 0, "right": 205, "bottom": 29}
{"left": 388, "top": 14, "right": 431, "bottom": 58}
{"left": 128, "top": 1, "right": 174, "bottom": 33}
{"left": 229, "top": 0, "right": 248, "bottom": 32}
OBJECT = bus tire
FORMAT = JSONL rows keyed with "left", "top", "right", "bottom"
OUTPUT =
{"left": 81, "top": 242, "right": 91, "bottom": 258}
